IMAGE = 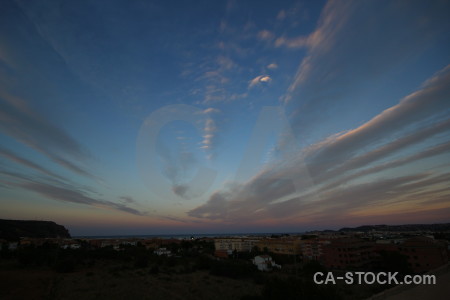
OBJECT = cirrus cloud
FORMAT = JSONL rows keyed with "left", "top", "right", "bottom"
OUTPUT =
{"left": 189, "top": 65, "right": 450, "bottom": 225}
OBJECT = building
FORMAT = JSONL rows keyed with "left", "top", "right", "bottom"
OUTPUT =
{"left": 214, "top": 238, "right": 260, "bottom": 252}
{"left": 100, "top": 239, "right": 120, "bottom": 249}
{"left": 214, "top": 249, "right": 230, "bottom": 258}
{"left": 299, "top": 238, "right": 330, "bottom": 260}
{"left": 322, "top": 238, "right": 375, "bottom": 269}
{"left": 154, "top": 247, "right": 172, "bottom": 256}
{"left": 7, "top": 242, "right": 18, "bottom": 251}
{"left": 256, "top": 238, "right": 301, "bottom": 255}
{"left": 375, "top": 236, "right": 448, "bottom": 273}
{"left": 252, "top": 255, "right": 281, "bottom": 271}
{"left": 61, "top": 242, "right": 81, "bottom": 249}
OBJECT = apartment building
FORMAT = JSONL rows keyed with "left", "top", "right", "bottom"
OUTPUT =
{"left": 214, "top": 238, "right": 260, "bottom": 252}
{"left": 256, "top": 238, "right": 301, "bottom": 255}
{"left": 375, "top": 236, "right": 448, "bottom": 273}
{"left": 322, "top": 238, "right": 375, "bottom": 269}
{"left": 298, "top": 238, "right": 331, "bottom": 260}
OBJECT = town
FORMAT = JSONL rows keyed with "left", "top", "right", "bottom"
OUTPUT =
{"left": 1, "top": 223, "right": 450, "bottom": 299}
{"left": 3, "top": 226, "right": 449, "bottom": 274}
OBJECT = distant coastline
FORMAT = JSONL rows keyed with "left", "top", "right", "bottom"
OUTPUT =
{"left": 73, "top": 232, "right": 304, "bottom": 239}
{"left": 72, "top": 223, "right": 450, "bottom": 239}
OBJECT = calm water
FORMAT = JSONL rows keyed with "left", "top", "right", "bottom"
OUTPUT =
{"left": 73, "top": 232, "right": 304, "bottom": 240}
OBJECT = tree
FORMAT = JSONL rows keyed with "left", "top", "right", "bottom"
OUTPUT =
{"left": 376, "top": 250, "right": 412, "bottom": 275}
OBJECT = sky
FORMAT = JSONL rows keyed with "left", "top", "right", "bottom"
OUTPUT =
{"left": 0, "top": 0, "right": 449, "bottom": 236}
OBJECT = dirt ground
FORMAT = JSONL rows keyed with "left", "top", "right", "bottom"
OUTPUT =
{"left": 0, "top": 260, "right": 262, "bottom": 300}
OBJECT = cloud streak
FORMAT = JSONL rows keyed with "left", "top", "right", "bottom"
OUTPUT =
{"left": 199, "top": 108, "right": 221, "bottom": 160}
{"left": 0, "top": 147, "right": 65, "bottom": 180}
{"left": 304, "top": 64, "right": 450, "bottom": 177}
{"left": 20, "top": 181, "right": 146, "bottom": 216}
{"left": 280, "top": 0, "right": 450, "bottom": 158}
{"left": 0, "top": 92, "right": 95, "bottom": 179}
{"left": 189, "top": 65, "right": 450, "bottom": 225}
{"left": 1, "top": 169, "right": 146, "bottom": 216}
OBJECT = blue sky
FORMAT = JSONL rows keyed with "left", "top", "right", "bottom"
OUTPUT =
{"left": 1, "top": 0, "right": 449, "bottom": 236}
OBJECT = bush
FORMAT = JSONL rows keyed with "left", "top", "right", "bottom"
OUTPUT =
{"left": 149, "top": 265, "right": 159, "bottom": 274}
{"left": 375, "top": 250, "right": 412, "bottom": 275}
{"left": 210, "top": 260, "right": 256, "bottom": 279}
{"left": 302, "top": 260, "right": 327, "bottom": 277}
{"left": 54, "top": 257, "right": 75, "bottom": 273}
{"left": 195, "top": 254, "right": 213, "bottom": 270}
{"left": 134, "top": 256, "right": 148, "bottom": 268}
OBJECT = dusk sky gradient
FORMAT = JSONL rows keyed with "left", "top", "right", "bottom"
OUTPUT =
{"left": 1, "top": 0, "right": 449, "bottom": 236}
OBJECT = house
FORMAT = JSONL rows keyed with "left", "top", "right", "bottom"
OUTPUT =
{"left": 70, "top": 244, "right": 81, "bottom": 249}
{"left": 214, "top": 249, "right": 231, "bottom": 258}
{"left": 8, "top": 242, "right": 18, "bottom": 251}
{"left": 252, "top": 255, "right": 281, "bottom": 271}
{"left": 154, "top": 247, "right": 172, "bottom": 256}
{"left": 60, "top": 241, "right": 81, "bottom": 249}
{"left": 121, "top": 240, "right": 137, "bottom": 247}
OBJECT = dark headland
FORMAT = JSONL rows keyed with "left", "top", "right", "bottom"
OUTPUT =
{"left": 0, "top": 219, "right": 71, "bottom": 241}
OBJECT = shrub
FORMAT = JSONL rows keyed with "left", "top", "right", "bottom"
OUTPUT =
{"left": 54, "top": 257, "right": 75, "bottom": 273}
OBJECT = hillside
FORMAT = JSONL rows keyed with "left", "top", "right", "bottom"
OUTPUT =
{"left": 339, "top": 223, "right": 450, "bottom": 232}
{"left": 0, "top": 219, "right": 71, "bottom": 241}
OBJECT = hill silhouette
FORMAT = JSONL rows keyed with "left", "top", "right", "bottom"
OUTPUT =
{"left": 0, "top": 219, "right": 71, "bottom": 241}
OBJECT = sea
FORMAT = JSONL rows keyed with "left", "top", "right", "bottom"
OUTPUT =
{"left": 73, "top": 232, "right": 305, "bottom": 240}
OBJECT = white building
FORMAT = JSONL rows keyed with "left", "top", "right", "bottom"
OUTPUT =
{"left": 8, "top": 242, "right": 18, "bottom": 251}
{"left": 154, "top": 247, "right": 172, "bottom": 256}
{"left": 214, "top": 238, "right": 260, "bottom": 252}
{"left": 70, "top": 244, "right": 81, "bottom": 249}
{"left": 252, "top": 255, "right": 281, "bottom": 271}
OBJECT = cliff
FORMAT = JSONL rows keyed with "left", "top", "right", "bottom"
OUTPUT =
{"left": 0, "top": 219, "right": 71, "bottom": 241}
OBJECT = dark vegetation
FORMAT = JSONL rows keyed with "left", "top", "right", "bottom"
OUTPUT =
{"left": 372, "top": 250, "right": 413, "bottom": 284}
{"left": 1, "top": 221, "right": 447, "bottom": 298}
{"left": 0, "top": 239, "right": 395, "bottom": 299}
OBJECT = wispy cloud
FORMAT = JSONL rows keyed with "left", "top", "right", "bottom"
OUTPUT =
{"left": 276, "top": 10, "right": 286, "bottom": 21}
{"left": 22, "top": 181, "right": 146, "bottom": 216}
{"left": 248, "top": 75, "right": 272, "bottom": 89}
{"left": 2, "top": 169, "right": 146, "bottom": 216}
{"left": 189, "top": 66, "right": 450, "bottom": 224}
{"left": 313, "top": 118, "right": 450, "bottom": 184}
{"left": 197, "top": 108, "right": 221, "bottom": 160}
{"left": 0, "top": 92, "right": 95, "bottom": 179}
{"left": 0, "top": 147, "right": 65, "bottom": 180}
{"left": 119, "top": 196, "right": 136, "bottom": 204}
{"left": 198, "top": 107, "right": 220, "bottom": 114}
{"left": 190, "top": 54, "right": 241, "bottom": 104}
{"left": 304, "top": 64, "right": 450, "bottom": 177}
{"left": 200, "top": 118, "right": 217, "bottom": 151}
{"left": 257, "top": 30, "right": 275, "bottom": 41}
{"left": 0, "top": 92, "right": 86, "bottom": 157}
{"left": 275, "top": 36, "right": 309, "bottom": 49}
{"left": 282, "top": 0, "right": 450, "bottom": 104}
{"left": 216, "top": 55, "right": 235, "bottom": 70}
